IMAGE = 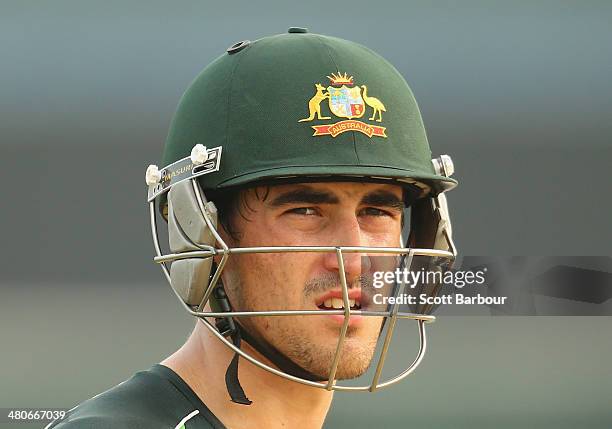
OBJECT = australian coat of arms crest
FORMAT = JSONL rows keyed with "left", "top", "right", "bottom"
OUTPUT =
{"left": 298, "top": 72, "right": 387, "bottom": 138}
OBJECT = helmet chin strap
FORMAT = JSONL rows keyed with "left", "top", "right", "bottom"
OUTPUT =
{"left": 212, "top": 285, "right": 325, "bottom": 406}
{"left": 224, "top": 328, "right": 252, "bottom": 405}
{"left": 208, "top": 286, "right": 251, "bottom": 405}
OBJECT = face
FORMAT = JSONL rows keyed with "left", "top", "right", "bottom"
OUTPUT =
{"left": 218, "top": 182, "right": 404, "bottom": 380}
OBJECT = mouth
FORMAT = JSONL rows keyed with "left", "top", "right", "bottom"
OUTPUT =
{"left": 315, "top": 289, "right": 362, "bottom": 311}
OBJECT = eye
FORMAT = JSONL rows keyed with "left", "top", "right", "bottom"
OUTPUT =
{"left": 287, "top": 207, "right": 319, "bottom": 216}
{"left": 360, "top": 207, "right": 393, "bottom": 217}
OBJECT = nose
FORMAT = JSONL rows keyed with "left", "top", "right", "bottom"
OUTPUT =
{"left": 322, "top": 214, "right": 372, "bottom": 286}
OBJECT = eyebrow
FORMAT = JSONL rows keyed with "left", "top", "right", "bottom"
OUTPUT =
{"left": 268, "top": 187, "right": 404, "bottom": 211}
{"left": 269, "top": 188, "right": 340, "bottom": 207}
{"left": 361, "top": 190, "right": 405, "bottom": 212}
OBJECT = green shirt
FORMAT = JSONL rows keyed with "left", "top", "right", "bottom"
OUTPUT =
{"left": 45, "top": 364, "right": 226, "bottom": 429}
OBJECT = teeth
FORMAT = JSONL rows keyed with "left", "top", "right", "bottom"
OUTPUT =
{"left": 321, "top": 297, "right": 361, "bottom": 309}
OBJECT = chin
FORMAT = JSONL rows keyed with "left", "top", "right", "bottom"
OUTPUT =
{"left": 333, "top": 362, "right": 372, "bottom": 380}
{"left": 333, "top": 340, "right": 378, "bottom": 380}
{"left": 292, "top": 336, "right": 378, "bottom": 381}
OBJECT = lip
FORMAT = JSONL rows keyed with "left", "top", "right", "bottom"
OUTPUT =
{"left": 315, "top": 289, "right": 363, "bottom": 306}
{"left": 315, "top": 289, "right": 364, "bottom": 327}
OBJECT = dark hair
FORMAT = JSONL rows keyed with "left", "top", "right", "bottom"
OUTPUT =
{"left": 207, "top": 186, "right": 271, "bottom": 243}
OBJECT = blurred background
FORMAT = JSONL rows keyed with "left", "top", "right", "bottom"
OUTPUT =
{"left": 1, "top": 0, "right": 611, "bottom": 428}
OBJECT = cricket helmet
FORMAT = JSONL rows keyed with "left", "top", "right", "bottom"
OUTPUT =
{"left": 145, "top": 28, "right": 457, "bottom": 404}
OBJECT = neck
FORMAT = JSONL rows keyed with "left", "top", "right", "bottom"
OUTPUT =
{"left": 162, "top": 319, "right": 334, "bottom": 429}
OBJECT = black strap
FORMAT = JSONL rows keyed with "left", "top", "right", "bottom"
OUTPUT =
{"left": 224, "top": 329, "right": 252, "bottom": 405}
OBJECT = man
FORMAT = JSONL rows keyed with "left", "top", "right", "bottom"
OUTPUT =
{"left": 47, "top": 27, "right": 457, "bottom": 428}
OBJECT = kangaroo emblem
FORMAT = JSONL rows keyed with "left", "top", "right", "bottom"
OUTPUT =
{"left": 361, "top": 85, "right": 386, "bottom": 122}
{"left": 298, "top": 72, "right": 388, "bottom": 138}
{"left": 298, "top": 84, "right": 331, "bottom": 122}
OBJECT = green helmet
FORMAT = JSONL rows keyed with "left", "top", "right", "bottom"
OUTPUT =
{"left": 161, "top": 28, "right": 456, "bottom": 195}
{"left": 145, "top": 28, "right": 457, "bottom": 405}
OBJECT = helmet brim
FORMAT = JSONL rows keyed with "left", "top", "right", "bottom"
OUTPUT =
{"left": 212, "top": 165, "right": 457, "bottom": 196}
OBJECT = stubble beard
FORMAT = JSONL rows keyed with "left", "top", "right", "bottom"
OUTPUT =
{"left": 234, "top": 272, "right": 382, "bottom": 380}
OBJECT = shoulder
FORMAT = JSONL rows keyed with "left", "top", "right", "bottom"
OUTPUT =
{"left": 45, "top": 365, "right": 221, "bottom": 429}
